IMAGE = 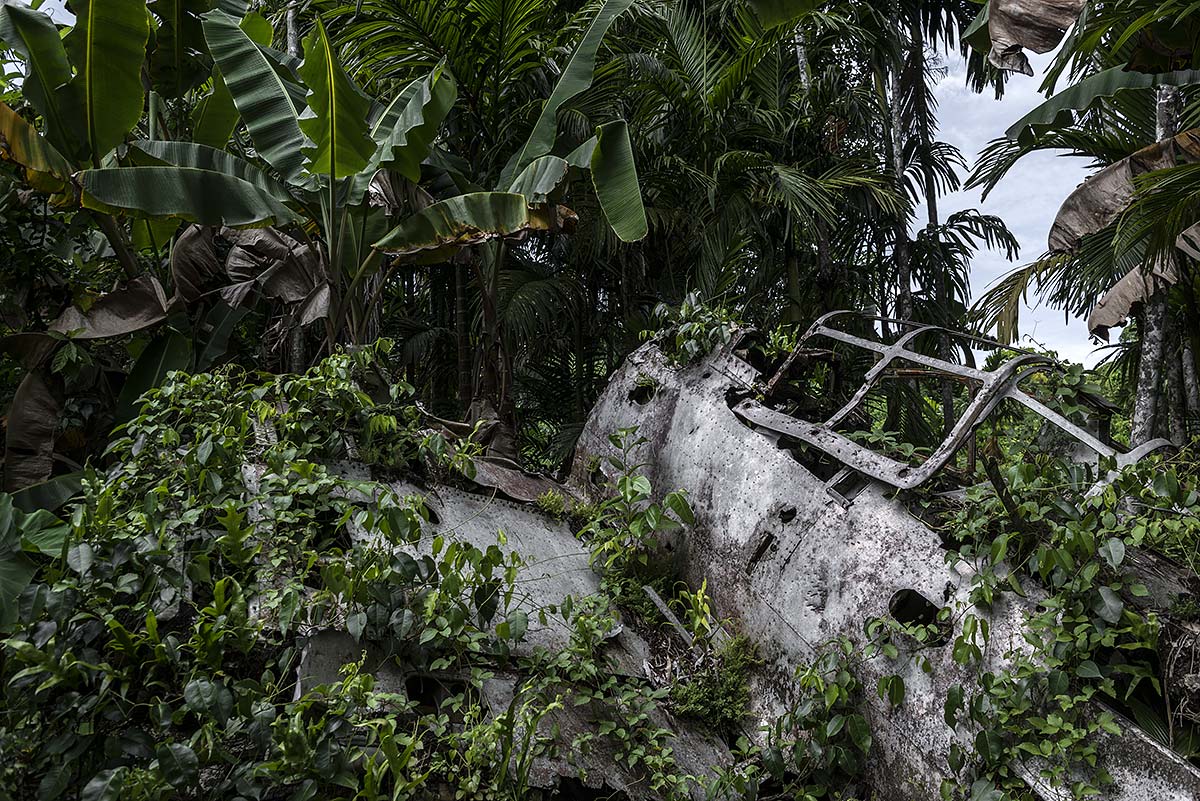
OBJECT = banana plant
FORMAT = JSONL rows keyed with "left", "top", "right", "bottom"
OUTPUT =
{"left": 366, "top": 0, "right": 647, "bottom": 448}
{"left": 73, "top": 10, "right": 457, "bottom": 348}
{"left": 82, "top": 3, "right": 648, "bottom": 355}
{"left": 0, "top": 0, "right": 150, "bottom": 275}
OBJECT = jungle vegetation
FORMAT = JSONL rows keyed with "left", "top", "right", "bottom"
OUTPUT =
{"left": 1, "top": 0, "right": 1200, "bottom": 799}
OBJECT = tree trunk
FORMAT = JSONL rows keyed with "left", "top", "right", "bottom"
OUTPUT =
{"left": 907, "top": 23, "right": 955, "bottom": 434}
{"left": 786, "top": 249, "right": 803, "bottom": 323}
{"left": 880, "top": 69, "right": 912, "bottom": 322}
{"left": 1167, "top": 329, "right": 1187, "bottom": 445}
{"left": 1132, "top": 294, "right": 1168, "bottom": 444}
{"left": 455, "top": 261, "right": 471, "bottom": 413}
{"left": 1183, "top": 340, "right": 1200, "bottom": 420}
{"left": 470, "top": 244, "right": 519, "bottom": 459}
{"left": 287, "top": 325, "right": 306, "bottom": 373}
{"left": 1132, "top": 86, "right": 1182, "bottom": 445}
{"left": 793, "top": 36, "right": 810, "bottom": 92}
{"left": 96, "top": 214, "right": 140, "bottom": 279}
{"left": 782, "top": 217, "right": 803, "bottom": 323}
{"left": 286, "top": 4, "right": 301, "bottom": 58}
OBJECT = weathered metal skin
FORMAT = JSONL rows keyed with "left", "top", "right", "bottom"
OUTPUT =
{"left": 571, "top": 336, "right": 1200, "bottom": 800}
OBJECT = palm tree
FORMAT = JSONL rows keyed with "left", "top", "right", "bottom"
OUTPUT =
{"left": 964, "top": 0, "right": 1200, "bottom": 444}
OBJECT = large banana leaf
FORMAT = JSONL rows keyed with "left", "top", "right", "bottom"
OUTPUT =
{"left": 202, "top": 9, "right": 306, "bottom": 182}
{"left": 371, "top": 66, "right": 456, "bottom": 182}
{"left": 508, "top": 155, "right": 571, "bottom": 202}
{"left": 0, "top": 2, "right": 76, "bottom": 158}
{"left": 63, "top": 0, "right": 149, "bottom": 163}
{"left": 345, "top": 67, "right": 457, "bottom": 205}
{"left": 374, "top": 192, "right": 553, "bottom": 259}
{"left": 1008, "top": 67, "right": 1200, "bottom": 143}
{"left": 298, "top": 18, "right": 375, "bottom": 181}
{"left": 80, "top": 166, "right": 296, "bottom": 227}
{"left": 0, "top": 102, "right": 73, "bottom": 191}
{"left": 4, "top": 371, "right": 60, "bottom": 491}
{"left": 190, "top": 13, "right": 271, "bottom": 149}
{"left": 589, "top": 120, "right": 646, "bottom": 242}
{"left": 498, "top": 0, "right": 635, "bottom": 189}
{"left": 191, "top": 68, "right": 240, "bottom": 148}
{"left": 129, "top": 140, "right": 294, "bottom": 202}
{"left": 48, "top": 274, "right": 172, "bottom": 340}
{"left": 149, "top": 0, "right": 212, "bottom": 98}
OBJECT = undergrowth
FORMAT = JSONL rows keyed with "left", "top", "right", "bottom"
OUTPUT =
{"left": 0, "top": 348, "right": 878, "bottom": 801}
{"left": 929, "top": 447, "right": 1200, "bottom": 799}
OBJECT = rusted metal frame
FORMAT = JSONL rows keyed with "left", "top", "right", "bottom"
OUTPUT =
{"left": 753, "top": 310, "right": 1151, "bottom": 489}
{"left": 1003, "top": 379, "right": 1118, "bottom": 461}
{"left": 884, "top": 353, "right": 1051, "bottom": 482}
{"left": 1117, "top": 437, "right": 1175, "bottom": 468}
{"left": 965, "top": 367, "right": 1174, "bottom": 472}
{"left": 734, "top": 399, "right": 923, "bottom": 488}
{"left": 821, "top": 324, "right": 943, "bottom": 428}
{"left": 834, "top": 349, "right": 1044, "bottom": 468}
{"left": 765, "top": 310, "right": 866, "bottom": 397}
{"left": 813, "top": 326, "right": 991, "bottom": 382}
{"left": 816, "top": 311, "right": 1046, "bottom": 364}
{"left": 735, "top": 352, "right": 1052, "bottom": 490}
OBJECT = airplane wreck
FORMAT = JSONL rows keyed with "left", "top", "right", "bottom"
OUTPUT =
{"left": 292, "top": 312, "right": 1199, "bottom": 800}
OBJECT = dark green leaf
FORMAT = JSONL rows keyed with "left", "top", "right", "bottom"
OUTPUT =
{"left": 156, "top": 742, "right": 199, "bottom": 787}
{"left": 191, "top": 67, "right": 240, "bottom": 148}
{"left": 63, "top": 0, "right": 149, "bottom": 161}
{"left": 590, "top": 120, "right": 647, "bottom": 242}
{"left": 0, "top": 2, "right": 77, "bottom": 156}
{"left": 1008, "top": 68, "right": 1200, "bottom": 143}
{"left": 131, "top": 141, "right": 294, "bottom": 203}
{"left": 81, "top": 166, "right": 297, "bottom": 227}
{"left": 1099, "top": 537, "right": 1125, "bottom": 569}
{"left": 81, "top": 768, "right": 127, "bottom": 801}
{"left": 148, "top": 0, "right": 213, "bottom": 98}
{"left": 203, "top": 9, "right": 306, "bottom": 181}
{"left": 11, "top": 473, "right": 82, "bottom": 514}
{"left": 748, "top": 0, "right": 818, "bottom": 28}
{"left": 1094, "top": 586, "right": 1124, "bottom": 625}
{"left": 498, "top": 0, "right": 635, "bottom": 187}
{"left": 298, "top": 17, "right": 375, "bottom": 180}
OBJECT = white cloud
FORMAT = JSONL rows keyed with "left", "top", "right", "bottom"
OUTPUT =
{"left": 920, "top": 50, "right": 1106, "bottom": 365}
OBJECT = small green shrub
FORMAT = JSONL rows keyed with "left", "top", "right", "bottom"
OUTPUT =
{"left": 535, "top": 489, "right": 567, "bottom": 518}
{"left": 670, "top": 635, "right": 759, "bottom": 735}
{"left": 644, "top": 292, "right": 738, "bottom": 365}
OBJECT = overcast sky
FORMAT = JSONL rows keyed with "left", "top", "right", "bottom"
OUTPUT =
{"left": 923, "top": 50, "right": 1103, "bottom": 365}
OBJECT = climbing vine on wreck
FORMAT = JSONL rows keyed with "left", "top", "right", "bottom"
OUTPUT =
{"left": 0, "top": 344, "right": 538, "bottom": 798}
{"left": 644, "top": 292, "right": 739, "bottom": 365}
{"left": 0, "top": 345, "right": 890, "bottom": 799}
{"left": 932, "top": 450, "right": 1200, "bottom": 799}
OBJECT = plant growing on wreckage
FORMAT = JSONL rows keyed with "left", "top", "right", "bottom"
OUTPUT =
{"left": 924, "top": 452, "right": 1200, "bottom": 800}
{"left": 577, "top": 426, "right": 694, "bottom": 578}
{"left": 644, "top": 291, "right": 739, "bottom": 365}
{"left": 0, "top": 350, "right": 727, "bottom": 799}
{"left": 0, "top": 345, "right": 557, "bottom": 798}
{"left": 702, "top": 636, "right": 872, "bottom": 801}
